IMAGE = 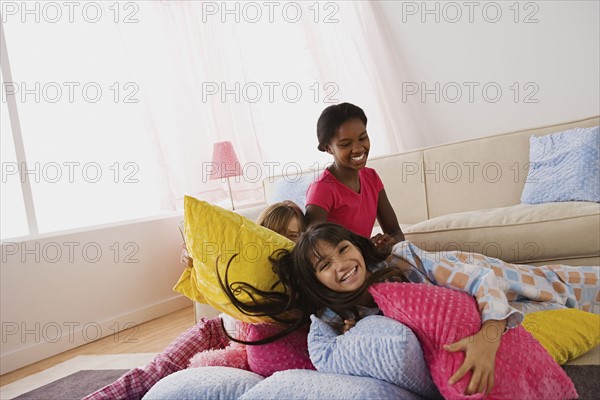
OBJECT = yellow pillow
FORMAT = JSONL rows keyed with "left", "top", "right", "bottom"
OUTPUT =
{"left": 173, "top": 196, "right": 294, "bottom": 323}
{"left": 522, "top": 308, "right": 600, "bottom": 365}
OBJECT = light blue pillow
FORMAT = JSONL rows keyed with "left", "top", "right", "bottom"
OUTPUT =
{"left": 267, "top": 174, "right": 314, "bottom": 212}
{"left": 521, "top": 126, "right": 600, "bottom": 204}
{"left": 308, "top": 315, "right": 440, "bottom": 399}
{"left": 142, "top": 367, "right": 263, "bottom": 400}
{"left": 239, "top": 369, "right": 424, "bottom": 400}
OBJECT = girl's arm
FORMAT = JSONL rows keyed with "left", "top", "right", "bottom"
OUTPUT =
{"left": 433, "top": 264, "right": 522, "bottom": 329}
{"left": 390, "top": 242, "right": 523, "bottom": 328}
{"left": 181, "top": 243, "right": 193, "bottom": 268}
{"left": 376, "top": 189, "right": 405, "bottom": 243}
{"left": 305, "top": 204, "right": 328, "bottom": 229}
{"left": 444, "top": 318, "right": 507, "bottom": 395}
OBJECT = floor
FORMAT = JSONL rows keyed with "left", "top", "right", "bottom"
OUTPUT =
{"left": 0, "top": 354, "right": 157, "bottom": 399}
{"left": 0, "top": 306, "right": 196, "bottom": 398}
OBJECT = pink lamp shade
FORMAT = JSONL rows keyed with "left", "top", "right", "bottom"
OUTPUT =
{"left": 209, "top": 141, "right": 242, "bottom": 180}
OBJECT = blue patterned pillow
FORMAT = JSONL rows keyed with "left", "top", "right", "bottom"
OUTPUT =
{"left": 308, "top": 315, "right": 440, "bottom": 399}
{"left": 521, "top": 126, "right": 600, "bottom": 204}
{"left": 267, "top": 175, "right": 314, "bottom": 212}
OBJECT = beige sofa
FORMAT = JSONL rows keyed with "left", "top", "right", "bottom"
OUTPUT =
{"left": 263, "top": 115, "right": 600, "bottom": 266}
{"left": 196, "top": 115, "right": 600, "bottom": 366}
{"left": 267, "top": 115, "right": 600, "bottom": 367}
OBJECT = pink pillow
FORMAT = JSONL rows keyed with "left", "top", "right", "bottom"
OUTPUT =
{"left": 245, "top": 323, "right": 316, "bottom": 377}
{"left": 188, "top": 342, "right": 248, "bottom": 370}
{"left": 369, "top": 282, "right": 577, "bottom": 400}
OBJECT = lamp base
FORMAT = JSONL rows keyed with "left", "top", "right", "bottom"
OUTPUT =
{"left": 226, "top": 176, "right": 235, "bottom": 210}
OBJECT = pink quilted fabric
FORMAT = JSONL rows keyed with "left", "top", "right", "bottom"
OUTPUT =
{"left": 370, "top": 282, "right": 578, "bottom": 400}
{"left": 245, "top": 323, "right": 316, "bottom": 377}
{"left": 188, "top": 341, "right": 249, "bottom": 370}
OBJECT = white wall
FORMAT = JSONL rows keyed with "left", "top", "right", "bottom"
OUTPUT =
{"left": 0, "top": 214, "right": 191, "bottom": 374}
{"left": 375, "top": 0, "right": 599, "bottom": 149}
{"left": 2, "top": 1, "right": 599, "bottom": 375}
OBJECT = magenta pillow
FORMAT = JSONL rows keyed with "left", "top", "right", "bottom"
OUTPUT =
{"left": 369, "top": 282, "right": 577, "bottom": 400}
{"left": 245, "top": 323, "right": 315, "bottom": 377}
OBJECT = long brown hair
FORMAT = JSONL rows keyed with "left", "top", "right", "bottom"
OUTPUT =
{"left": 256, "top": 201, "right": 304, "bottom": 238}
{"left": 218, "top": 223, "right": 407, "bottom": 344}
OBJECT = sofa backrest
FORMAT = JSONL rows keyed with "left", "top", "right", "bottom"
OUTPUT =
{"left": 420, "top": 116, "right": 599, "bottom": 219}
{"left": 363, "top": 150, "right": 427, "bottom": 225}
{"left": 263, "top": 116, "right": 599, "bottom": 225}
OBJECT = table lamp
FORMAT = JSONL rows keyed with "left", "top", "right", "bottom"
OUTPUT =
{"left": 209, "top": 141, "right": 242, "bottom": 210}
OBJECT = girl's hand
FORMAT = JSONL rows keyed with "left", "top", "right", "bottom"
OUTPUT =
{"left": 371, "top": 233, "right": 395, "bottom": 256}
{"left": 181, "top": 243, "right": 193, "bottom": 268}
{"left": 341, "top": 319, "right": 356, "bottom": 334}
{"left": 443, "top": 319, "right": 506, "bottom": 395}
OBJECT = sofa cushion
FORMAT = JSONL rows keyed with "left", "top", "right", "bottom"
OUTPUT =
{"left": 404, "top": 202, "right": 600, "bottom": 264}
{"left": 565, "top": 345, "right": 600, "bottom": 365}
{"left": 239, "top": 369, "right": 423, "bottom": 400}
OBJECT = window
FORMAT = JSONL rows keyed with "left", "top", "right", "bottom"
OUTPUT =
{"left": 1, "top": 6, "right": 164, "bottom": 238}
{"left": 1, "top": 69, "right": 28, "bottom": 239}
{"left": 1, "top": 1, "right": 407, "bottom": 240}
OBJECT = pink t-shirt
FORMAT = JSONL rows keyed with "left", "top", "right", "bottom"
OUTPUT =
{"left": 306, "top": 167, "right": 384, "bottom": 238}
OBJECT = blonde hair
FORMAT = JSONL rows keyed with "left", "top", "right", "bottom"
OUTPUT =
{"left": 256, "top": 200, "right": 304, "bottom": 236}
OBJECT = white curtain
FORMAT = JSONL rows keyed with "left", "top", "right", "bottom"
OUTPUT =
{"left": 113, "top": 1, "right": 418, "bottom": 210}
{"left": 112, "top": 2, "right": 264, "bottom": 210}
{"left": 299, "top": 1, "right": 421, "bottom": 153}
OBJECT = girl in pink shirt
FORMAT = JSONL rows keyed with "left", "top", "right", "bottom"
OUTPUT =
{"left": 305, "top": 103, "right": 404, "bottom": 252}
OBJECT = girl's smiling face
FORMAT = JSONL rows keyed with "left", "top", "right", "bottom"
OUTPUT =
{"left": 312, "top": 239, "right": 369, "bottom": 292}
{"left": 284, "top": 216, "right": 302, "bottom": 243}
{"left": 325, "top": 118, "right": 370, "bottom": 170}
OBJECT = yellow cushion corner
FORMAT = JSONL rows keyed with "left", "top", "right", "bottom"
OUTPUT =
{"left": 173, "top": 196, "right": 294, "bottom": 323}
{"left": 523, "top": 308, "right": 600, "bottom": 365}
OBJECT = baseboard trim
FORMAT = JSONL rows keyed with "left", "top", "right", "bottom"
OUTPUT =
{"left": 0, "top": 295, "right": 191, "bottom": 375}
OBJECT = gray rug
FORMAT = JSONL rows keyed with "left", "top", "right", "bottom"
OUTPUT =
{"left": 13, "top": 369, "right": 128, "bottom": 400}
{"left": 12, "top": 366, "right": 598, "bottom": 399}
{"left": 562, "top": 365, "right": 600, "bottom": 400}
